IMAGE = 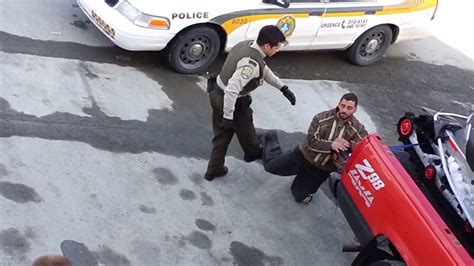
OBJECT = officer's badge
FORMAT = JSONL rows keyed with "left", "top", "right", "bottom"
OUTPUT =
{"left": 276, "top": 15, "right": 296, "bottom": 37}
{"left": 241, "top": 66, "right": 253, "bottom": 79}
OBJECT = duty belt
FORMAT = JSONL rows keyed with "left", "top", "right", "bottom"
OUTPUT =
{"left": 208, "top": 78, "right": 250, "bottom": 98}
{"left": 214, "top": 87, "right": 250, "bottom": 98}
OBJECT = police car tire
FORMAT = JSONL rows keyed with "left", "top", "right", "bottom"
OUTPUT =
{"left": 348, "top": 25, "right": 393, "bottom": 66}
{"left": 166, "top": 27, "right": 221, "bottom": 74}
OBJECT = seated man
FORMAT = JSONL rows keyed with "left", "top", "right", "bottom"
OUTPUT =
{"left": 263, "top": 93, "right": 368, "bottom": 204}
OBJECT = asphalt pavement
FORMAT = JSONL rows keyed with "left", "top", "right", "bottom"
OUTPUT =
{"left": 0, "top": 0, "right": 473, "bottom": 265}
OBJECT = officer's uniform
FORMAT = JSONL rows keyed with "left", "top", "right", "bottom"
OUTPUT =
{"left": 206, "top": 40, "right": 286, "bottom": 176}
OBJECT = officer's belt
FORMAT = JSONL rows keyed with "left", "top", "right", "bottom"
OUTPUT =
{"left": 213, "top": 76, "right": 250, "bottom": 98}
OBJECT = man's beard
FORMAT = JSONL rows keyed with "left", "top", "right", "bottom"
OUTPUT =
{"left": 338, "top": 112, "right": 349, "bottom": 120}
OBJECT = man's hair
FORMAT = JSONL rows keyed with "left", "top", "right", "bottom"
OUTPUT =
{"left": 340, "top": 93, "right": 358, "bottom": 106}
{"left": 256, "top": 25, "right": 286, "bottom": 47}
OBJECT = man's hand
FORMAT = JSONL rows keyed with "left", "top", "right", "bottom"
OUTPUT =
{"left": 280, "top": 86, "right": 296, "bottom": 105}
{"left": 220, "top": 118, "right": 235, "bottom": 131}
{"left": 331, "top": 138, "right": 350, "bottom": 153}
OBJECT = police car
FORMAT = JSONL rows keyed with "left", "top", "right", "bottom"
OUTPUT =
{"left": 78, "top": 0, "right": 438, "bottom": 74}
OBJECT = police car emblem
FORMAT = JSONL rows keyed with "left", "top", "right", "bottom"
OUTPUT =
{"left": 241, "top": 66, "right": 253, "bottom": 79}
{"left": 276, "top": 16, "right": 296, "bottom": 37}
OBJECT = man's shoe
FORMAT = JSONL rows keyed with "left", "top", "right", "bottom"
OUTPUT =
{"left": 262, "top": 130, "right": 278, "bottom": 161}
{"left": 204, "top": 166, "right": 228, "bottom": 181}
{"left": 263, "top": 130, "right": 278, "bottom": 145}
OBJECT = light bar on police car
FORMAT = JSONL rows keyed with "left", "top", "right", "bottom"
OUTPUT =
{"left": 117, "top": 1, "right": 170, "bottom": 30}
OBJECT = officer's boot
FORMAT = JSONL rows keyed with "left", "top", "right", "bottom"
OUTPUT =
{"left": 204, "top": 166, "right": 229, "bottom": 181}
{"left": 244, "top": 149, "right": 262, "bottom": 162}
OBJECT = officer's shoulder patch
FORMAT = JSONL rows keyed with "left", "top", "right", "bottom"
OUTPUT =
{"left": 248, "top": 59, "right": 258, "bottom": 67}
{"left": 241, "top": 66, "right": 254, "bottom": 79}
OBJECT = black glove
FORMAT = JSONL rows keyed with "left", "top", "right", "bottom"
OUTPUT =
{"left": 220, "top": 118, "right": 235, "bottom": 131}
{"left": 280, "top": 86, "right": 296, "bottom": 105}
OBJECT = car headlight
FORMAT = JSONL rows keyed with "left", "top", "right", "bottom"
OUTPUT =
{"left": 117, "top": 1, "right": 170, "bottom": 30}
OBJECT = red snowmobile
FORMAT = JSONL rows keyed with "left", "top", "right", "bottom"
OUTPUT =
{"left": 329, "top": 108, "right": 473, "bottom": 265}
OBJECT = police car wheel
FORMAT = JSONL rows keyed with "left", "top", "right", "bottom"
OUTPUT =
{"left": 167, "top": 27, "right": 221, "bottom": 74}
{"left": 348, "top": 25, "right": 393, "bottom": 66}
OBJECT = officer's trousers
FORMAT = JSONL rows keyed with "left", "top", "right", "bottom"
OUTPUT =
{"left": 262, "top": 132, "right": 329, "bottom": 203}
{"left": 206, "top": 83, "right": 261, "bottom": 175}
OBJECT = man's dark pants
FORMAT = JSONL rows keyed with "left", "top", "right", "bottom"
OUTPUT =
{"left": 262, "top": 132, "right": 329, "bottom": 202}
{"left": 206, "top": 80, "right": 261, "bottom": 175}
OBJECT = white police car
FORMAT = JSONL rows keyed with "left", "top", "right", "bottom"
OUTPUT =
{"left": 77, "top": 0, "right": 438, "bottom": 74}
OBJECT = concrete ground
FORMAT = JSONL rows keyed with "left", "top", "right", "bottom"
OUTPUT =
{"left": 0, "top": 0, "right": 473, "bottom": 265}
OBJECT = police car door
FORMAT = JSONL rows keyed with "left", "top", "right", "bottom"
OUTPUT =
{"left": 244, "top": 0, "right": 326, "bottom": 50}
{"left": 311, "top": 0, "right": 382, "bottom": 49}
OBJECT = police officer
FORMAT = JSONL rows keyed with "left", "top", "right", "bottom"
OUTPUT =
{"left": 204, "top": 25, "right": 296, "bottom": 181}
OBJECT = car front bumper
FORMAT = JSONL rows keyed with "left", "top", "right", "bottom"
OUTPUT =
{"left": 77, "top": 0, "right": 174, "bottom": 51}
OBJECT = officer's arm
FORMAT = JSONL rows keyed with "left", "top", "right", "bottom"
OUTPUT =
{"left": 263, "top": 65, "right": 285, "bottom": 89}
{"left": 223, "top": 58, "right": 260, "bottom": 120}
{"left": 306, "top": 114, "right": 332, "bottom": 153}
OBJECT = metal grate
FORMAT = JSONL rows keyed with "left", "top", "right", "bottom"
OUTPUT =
{"left": 105, "top": 0, "right": 119, "bottom": 7}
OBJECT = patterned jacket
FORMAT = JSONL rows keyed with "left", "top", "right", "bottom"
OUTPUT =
{"left": 299, "top": 108, "right": 368, "bottom": 172}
